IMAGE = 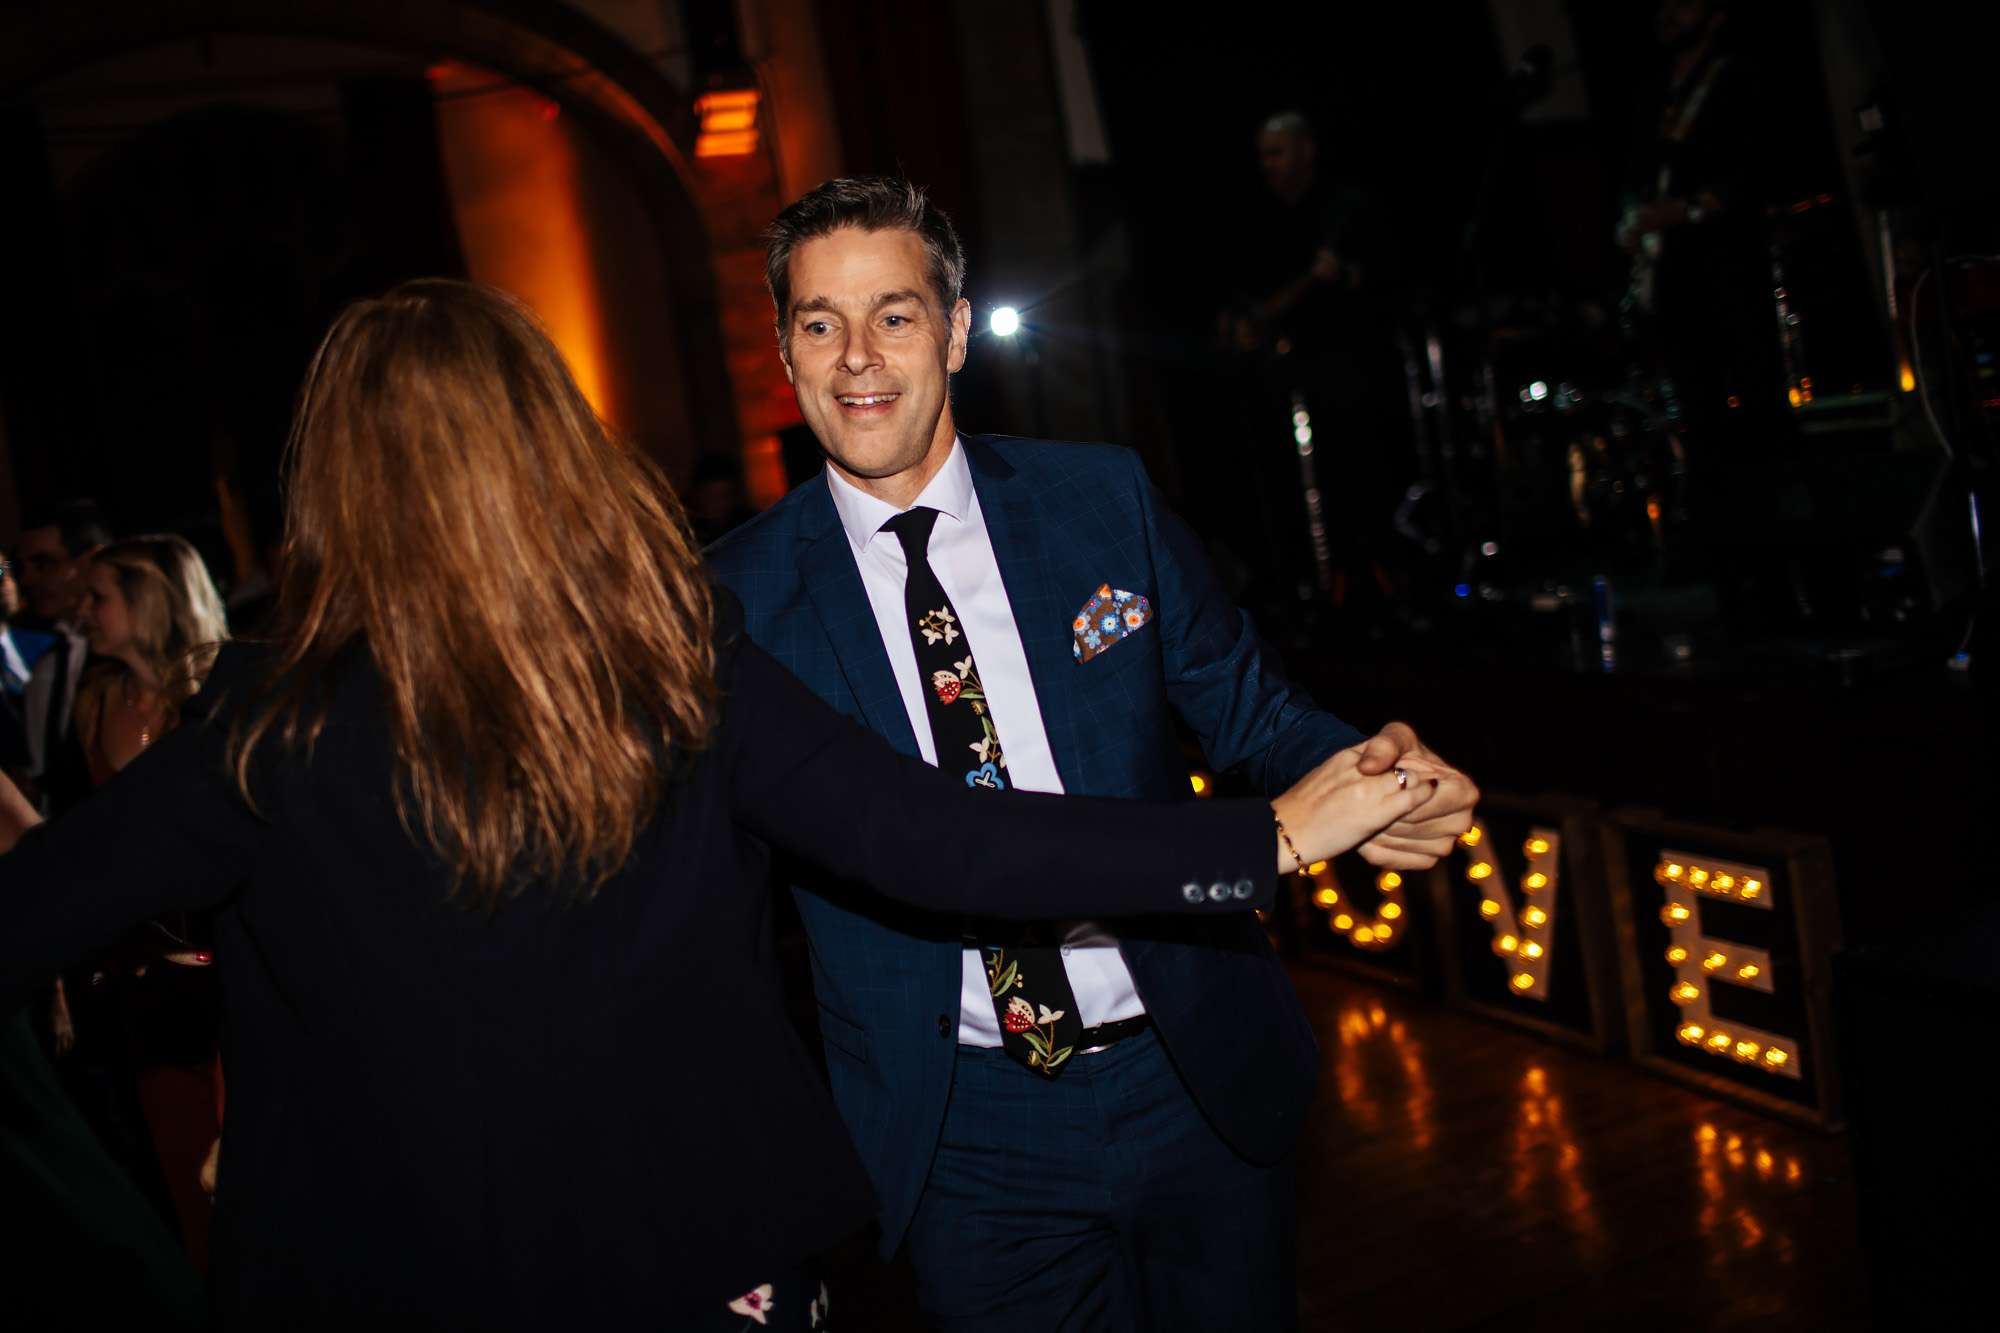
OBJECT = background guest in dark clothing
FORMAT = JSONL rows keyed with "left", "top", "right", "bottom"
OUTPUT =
{"left": 68, "top": 535, "right": 232, "bottom": 1255}
{"left": 687, "top": 451, "right": 759, "bottom": 547}
{"left": 16, "top": 500, "right": 115, "bottom": 817}
{"left": 34, "top": 534, "right": 234, "bottom": 1253}
{"left": 12, "top": 500, "right": 113, "bottom": 632}
{"left": 1, "top": 549, "right": 58, "bottom": 776}
{"left": 1221, "top": 112, "right": 1407, "bottom": 623}
{"left": 0, "top": 550, "right": 56, "bottom": 693}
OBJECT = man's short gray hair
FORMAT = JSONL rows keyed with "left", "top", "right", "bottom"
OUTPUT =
{"left": 764, "top": 176, "right": 966, "bottom": 357}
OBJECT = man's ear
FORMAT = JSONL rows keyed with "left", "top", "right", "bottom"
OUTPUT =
{"left": 778, "top": 335, "right": 795, "bottom": 385}
{"left": 946, "top": 298, "right": 972, "bottom": 374}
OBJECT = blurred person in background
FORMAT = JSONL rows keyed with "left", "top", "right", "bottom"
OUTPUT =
{"left": 13, "top": 499, "right": 113, "bottom": 630}
{"left": 1, "top": 548, "right": 59, "bottom": 775}
{"left": 688, "top": 452, "right": 759, "bottom": 547}
{"left": 40, "top": 535, "right": 231, "bottom": 1250}
{"left": 17, "top": 499, "right": 115, "bottom": 816}
{"left": 1, "top": 548, "right": 57, "bottom": 695}
{"left": 72, "top": 535, "right": 230, "bottom": 784}
{"left": 1221, "top": 112, "right": 1406, "bottom": 627}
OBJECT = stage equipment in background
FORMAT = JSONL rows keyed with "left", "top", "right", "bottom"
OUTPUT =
{"left": 1428, "top": 794, "right": 1622, "bottom": 1053}
{"left": 1713, "top": 427, "right": 1973, "bottom": 645}
{"left": 1288, "top": 391, "right": 1335, "bottom": 596}
{"left": 1768, "top": 191, "right": 1890, "bottom": 417}
{"left": 1602, "top": 811, "right": 1842, "bottom": 1128}
{"left": 1901, "top": 254, "right": 2000, "bottom": 670}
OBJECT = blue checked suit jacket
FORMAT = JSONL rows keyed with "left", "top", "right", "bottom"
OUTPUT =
{"left": 706, "top": 435, "right": 1363, "bottom": 1255}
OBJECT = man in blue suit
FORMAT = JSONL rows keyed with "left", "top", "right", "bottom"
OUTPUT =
{"left": 707, "top": 177, "right": 1477, "bottom": 1331}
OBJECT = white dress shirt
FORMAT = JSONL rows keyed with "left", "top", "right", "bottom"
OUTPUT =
{"left": 825, "top": 440, "right": 1146, "bottom": 1045}
{"left": 0, "top": 629, "right": 31, "bottom": 695}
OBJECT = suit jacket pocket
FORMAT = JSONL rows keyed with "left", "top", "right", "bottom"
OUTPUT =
{"left": 815, "top": 1003, "right": 870, "bottom": 1065}
{"left": 1078, "top": 618, "right": 1159, "bottom": 694}
{"left": 1071, "top": 585, "right": 1153, "bottom": 664}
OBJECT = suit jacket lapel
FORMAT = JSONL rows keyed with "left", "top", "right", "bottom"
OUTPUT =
{"left": 966, "top": 438, "right": 1089, "bottom": 794}
{"left": 795, "top": 480, "right": 922, "bottom": 758}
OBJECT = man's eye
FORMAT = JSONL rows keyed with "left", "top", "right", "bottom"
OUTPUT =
{"left": 803, "top": 321, "right": 830, "bottom": 336}
{"left": 883, "top": 315, "right": 908, "bottom": 328}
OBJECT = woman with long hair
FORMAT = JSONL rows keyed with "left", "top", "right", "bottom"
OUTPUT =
{"left": 0, "top": 280, "right": 1442, "bottom": 1329}
{"left": 46, "top": 534, "right": 230, "bottom": 1256}
{"left": 73, "top": 535, "right": 229, "bottom": 784}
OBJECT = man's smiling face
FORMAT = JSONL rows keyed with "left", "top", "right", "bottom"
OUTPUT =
{"left": 781, "top": 225, "right": 970, "bottom": 498}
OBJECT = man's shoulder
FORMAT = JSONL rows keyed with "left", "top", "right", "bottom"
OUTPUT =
{"left": 703, "top": 476, "right": 825, "bottom": 583}
{"left": 967, "top": 434, "right": 1144, "bottom": 492}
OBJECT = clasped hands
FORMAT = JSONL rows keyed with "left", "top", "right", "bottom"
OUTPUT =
{"left": 1271, "top": 722, "right": 1478, "bottom": 875}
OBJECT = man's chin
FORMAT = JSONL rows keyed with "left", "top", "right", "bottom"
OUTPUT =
{"left": 826, "top": 443, "right": 926, "bottom": 482}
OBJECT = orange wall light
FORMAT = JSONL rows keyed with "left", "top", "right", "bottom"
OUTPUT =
{"left": 694, "top": 89, "right": 760, "bottom": 158}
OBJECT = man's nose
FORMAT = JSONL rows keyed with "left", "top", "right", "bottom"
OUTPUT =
{"left": 836, "top": 326, "right": 882, "bottom": 374}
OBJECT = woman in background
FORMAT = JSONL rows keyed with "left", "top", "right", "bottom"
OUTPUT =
{"left": 72, "top": 534, "right": 228, "bottom": 784}
{"left": 0, "top": 280, "right": 1440, "bottom": 1330}
{"left": 46, "top": 533, "right": 229, "bottom": 1054}
{"left": 46, "top": 534, "right": 230, "bottom": 1256}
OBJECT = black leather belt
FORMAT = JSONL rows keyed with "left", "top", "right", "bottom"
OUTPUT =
{"left": 1075, "top": 1014, "right": 1152, "bottom": 1055}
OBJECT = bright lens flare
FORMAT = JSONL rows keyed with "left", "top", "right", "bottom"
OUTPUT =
{"left": 990, "top": 307, "right": 1021, "bottom": 337}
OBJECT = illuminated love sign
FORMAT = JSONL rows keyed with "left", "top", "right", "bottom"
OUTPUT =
{"left": 1606, "top": 812, "right": 1842, "bottom": 1128}
{"left": 1289, "top": 849, "right": 1434, "bottom": 992}
{"left": 1654, "top": 852, "right": 1797, "bottom": 1078}
{"left": 1270, "top": 793, "right": 1840, "bottom": 1126}
{"left": 1434, "top": 795, "right": 1621, "bottom": 1053}
{"left": 1306, "top": 860, "right": 1410, "bottom": 952}
{"left": 1456, "top": 821, "right": 1562, "bottom": 999}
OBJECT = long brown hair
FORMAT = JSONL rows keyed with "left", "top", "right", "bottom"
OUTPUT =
{"left": 234, "top": 279, "right": 716, "bottom": 905}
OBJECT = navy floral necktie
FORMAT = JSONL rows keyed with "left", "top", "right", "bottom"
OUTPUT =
{"left": 882, "top": 507, "right": 1084, "bottom": 1077}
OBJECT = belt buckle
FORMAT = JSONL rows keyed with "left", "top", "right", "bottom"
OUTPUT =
{"left": 1074, "top": 1016, "right": 1145, "bottom": 1057}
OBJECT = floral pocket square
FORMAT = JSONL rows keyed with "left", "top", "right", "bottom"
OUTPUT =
{"left": 1071, "top": 584, "right": 1153, "bottom": 663}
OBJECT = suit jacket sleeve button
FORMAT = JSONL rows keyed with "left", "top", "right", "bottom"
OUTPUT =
{"left": 937, "top": 1015, "right": 952, "bottom": 1038}
{"left": 1182, "top": 882, "right": 1205, "bottom": 904}
{"left": 1208, "top": 881, "right": 1230, "bottom": 902}
{"left": 1233, "top": 878, "right": 1256, "bottom": 900}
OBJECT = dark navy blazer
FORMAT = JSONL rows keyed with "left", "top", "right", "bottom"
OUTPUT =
{"left": 707, "top": 435, "right": 1363, "bottom": 1254}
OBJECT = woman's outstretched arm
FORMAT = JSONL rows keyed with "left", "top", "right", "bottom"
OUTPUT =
{"left": 722, "top": 634, "right": 1430, "bottom": 921}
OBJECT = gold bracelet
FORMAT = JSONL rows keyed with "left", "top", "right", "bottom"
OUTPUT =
{"left": 1274, "top": 811, "right": 1309, "bottom": 876}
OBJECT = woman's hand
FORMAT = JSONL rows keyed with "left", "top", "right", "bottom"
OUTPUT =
{"left": 200, "top": 1136, "right": 221, "bottom": 1200}
{"left": 0, "top": 768, "right": 42, "bottom": 853}
{"left": 50, "top": 979, "right": 76, "bottom": 1058}
{"left": 1270, "top": 746, "right": 1441, "bottom": 872}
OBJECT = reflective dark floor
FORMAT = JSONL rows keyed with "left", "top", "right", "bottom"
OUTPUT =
{"left": 839, "top": 963, "right": 1868, "bottom": 1330}
{"left": 1290, "top": 965, "right": 1866, "bottom": 1331}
